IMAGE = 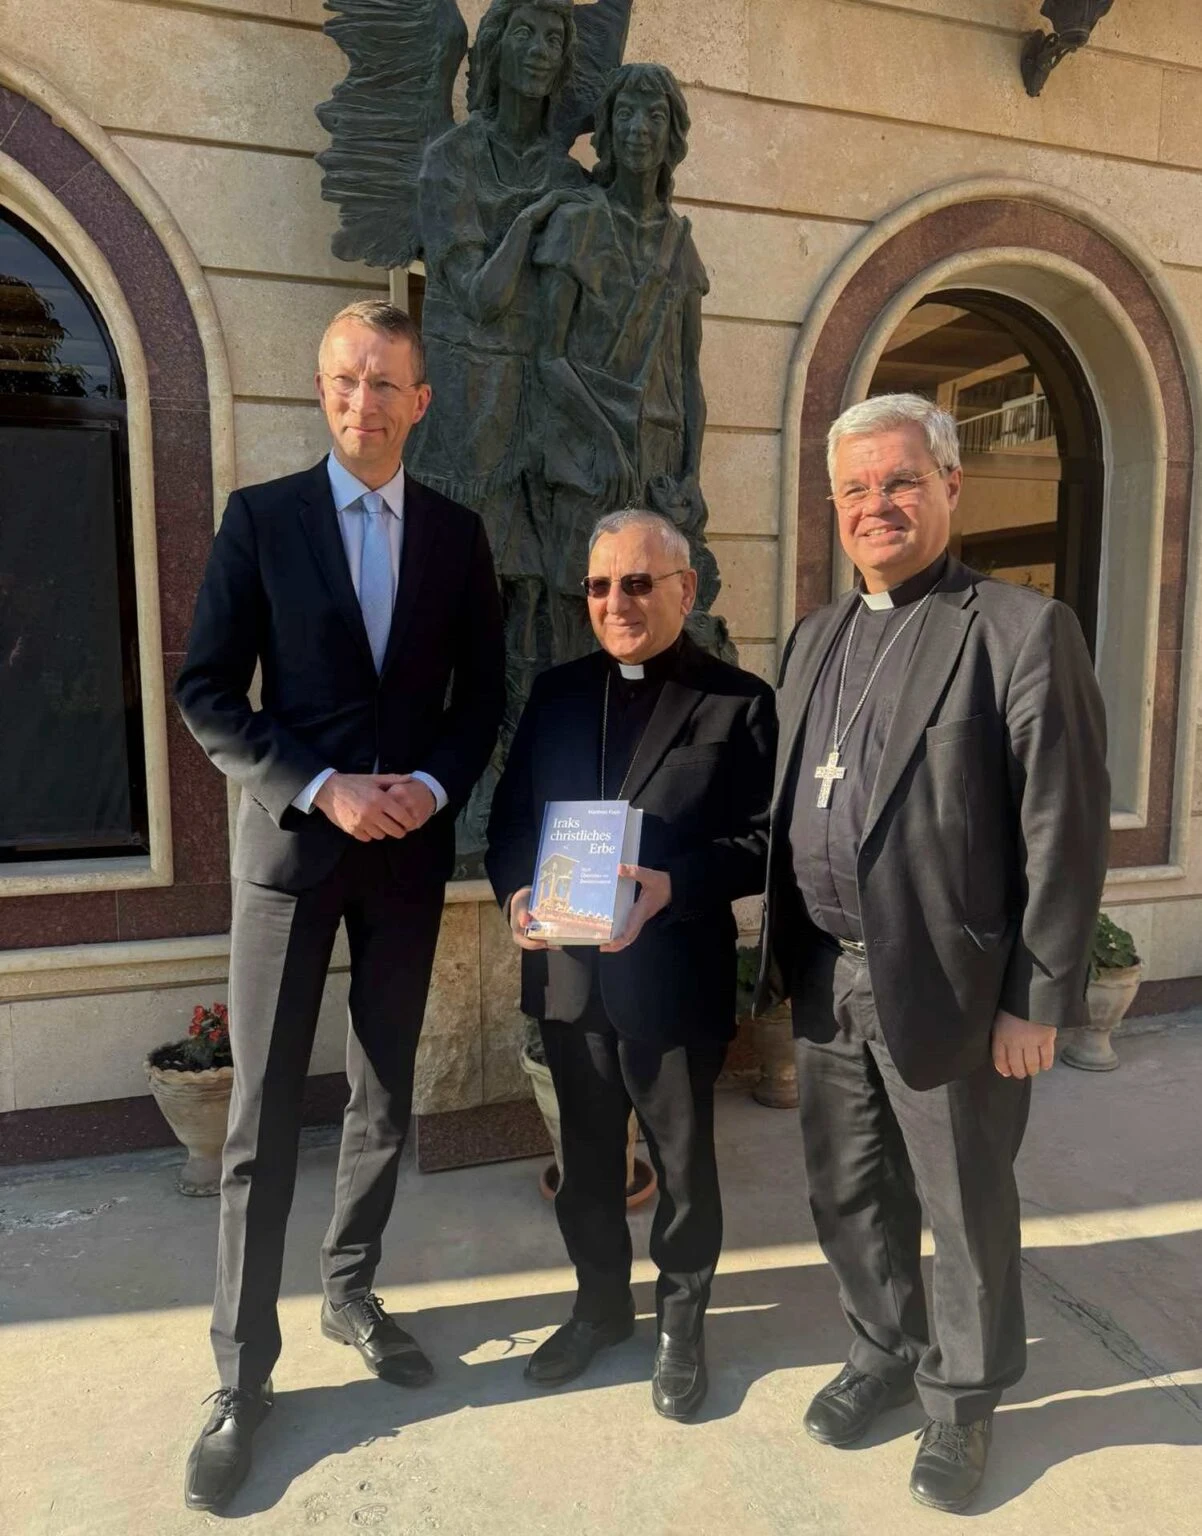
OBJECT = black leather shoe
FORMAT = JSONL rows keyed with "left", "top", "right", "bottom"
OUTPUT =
{"left": 910, "top": 1415, "right": 993, "bottom": 1511}
{"left": 803, "top": 1363, "right": 916, "bottom": 1446}
{"left": 321, "top": 1294, "right": 435, "bottom": 1388}
{"left": 524, "top": 1312, "right": 635, "bottom": 1387}
{"left": 651, "top": 1331, "right": 707, "bottom": 1420}
{"left": 183, "top": 1381, "right": 273, "bottom": 1512}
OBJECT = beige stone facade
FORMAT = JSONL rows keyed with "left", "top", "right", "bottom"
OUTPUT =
{"left": 2, "top": 0, "right": 1201, "bottom": 1135}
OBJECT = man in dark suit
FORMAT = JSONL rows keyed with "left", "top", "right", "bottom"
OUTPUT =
{"left": 175, "top": 300, "right": 504, "bottom": 1511}
{"left": 759, "top": 393, "right": 1108, "bottom": 1512}
{"left": 487, "top": 509, "right": 776, "bottom": 1419}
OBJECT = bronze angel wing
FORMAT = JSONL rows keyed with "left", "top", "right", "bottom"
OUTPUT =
{"left": 316, "top": 0, "right": 468, "bottom": 267}
{"left": 553, "top": 0, "right": 634, "bottom": 145}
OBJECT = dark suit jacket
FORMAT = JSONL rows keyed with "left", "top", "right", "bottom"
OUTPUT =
{"left": 486, "top": 638, "right": 777, "bottom": 1046}
{"left": 757, "top": 558, "right": 1109, "bottom": 1090}
{"left": 175, "top": 460, "right": 505, "bottom": 893}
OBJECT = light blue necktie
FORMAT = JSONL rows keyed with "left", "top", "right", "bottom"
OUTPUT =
{"left": 358, "top": 490, "right": 394, "bottom": 673}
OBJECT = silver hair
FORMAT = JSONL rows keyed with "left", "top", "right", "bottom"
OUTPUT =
{"left": 588, "top": 508, "right": 690, "bottom": 566}
{"left": 827, "top": 393, "right": 961, "bottom": 485}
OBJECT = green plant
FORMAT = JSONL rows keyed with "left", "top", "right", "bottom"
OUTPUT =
{"left": 148, "top": 1002, "right": 232, "bottom": 1072}
{"left": 522, "top": 1014, "right": 546, "bottom": 1066}
{"left": 736, "top": 943, "right": 761, "bottom": 1005}
{"left": 1091, "top": 913, "right": 1140, "bottom": 979}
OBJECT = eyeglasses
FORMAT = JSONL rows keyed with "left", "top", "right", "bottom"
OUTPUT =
{"left": 321, "top": 372, "right": 425, "bottom": 400}
{"left": 829, "top": 467, "right": 948, "bottom": 512}
{"left": 582, "top": 569, "right": 687, "bottom": 600}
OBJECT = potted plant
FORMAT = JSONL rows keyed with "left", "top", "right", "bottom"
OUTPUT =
{"left": 145, "top": 1001, "right": 234, "bottom": 1196}
{"left": 737, "top": 944, "right": 798, "bottom": 1109}
{"left": 1061, "top": 913, "right": 1143, "bottom": 1072}
{"left": 517, "top": 1019, "right": 657, "bottom": 1207}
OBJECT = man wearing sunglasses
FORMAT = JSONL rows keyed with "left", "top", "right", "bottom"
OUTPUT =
{"left": 758, "top": 393, "right": 1108, "bottom": 1511}
{"left": 487, "top": 508, "right": 776, "bottom": 1418}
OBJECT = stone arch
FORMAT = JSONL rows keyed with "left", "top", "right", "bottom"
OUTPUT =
{"left": 0, "top": 56, "right": 235, "bottom": 943}
{"left": 778, "top": 180, "right": 1201, "bottom": 874}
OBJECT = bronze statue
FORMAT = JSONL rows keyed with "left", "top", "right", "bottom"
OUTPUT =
{"left": 316, "top": 4, "right": 732, "bottom": 864}
{"left": 534, "top": 62, "right": 725, "bottom": 662}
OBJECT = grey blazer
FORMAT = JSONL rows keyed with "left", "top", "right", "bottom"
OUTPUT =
{"left": 757, "top": 557, "right": 1110, "bottom": 1090}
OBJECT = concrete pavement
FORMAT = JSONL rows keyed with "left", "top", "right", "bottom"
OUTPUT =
{"left": 1, "top": 1020, "right": 1200, "bottom": 1534}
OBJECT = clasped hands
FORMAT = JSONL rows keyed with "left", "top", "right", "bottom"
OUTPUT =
{"left": 313, "top": 772, "right": 436, "bottom": 842}
{"left": 508, "top": 864, "right": 672, "bottom": 954}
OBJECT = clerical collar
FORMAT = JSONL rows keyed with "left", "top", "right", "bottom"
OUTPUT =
{"left": 859, "top": 552, "right": 948, "bottom": 611}
{"left": 609, "top": 636, "right": 684, "bottom": 684}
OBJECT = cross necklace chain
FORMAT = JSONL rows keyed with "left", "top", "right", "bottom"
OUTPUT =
{"left": 814, "top": 592, "right": 934, "bottom": 809}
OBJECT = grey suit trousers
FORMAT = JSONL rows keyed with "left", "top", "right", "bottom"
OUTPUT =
{"left": 794, "top": 945, "right": 1031, "bottom": 1424}
{"left": 213, "top": 842, "right": 444, "bottom": 1388}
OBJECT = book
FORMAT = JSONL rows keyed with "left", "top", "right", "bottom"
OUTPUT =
{"left": 526, "top": 800, "right": 644, "bottom": 946}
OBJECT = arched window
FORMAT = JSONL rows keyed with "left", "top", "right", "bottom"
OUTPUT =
{"left": 867, "top": 291, "right": 1104, "bottom": 655}
{"left": 0, "top": 206, "right": 147, "bottom": 862}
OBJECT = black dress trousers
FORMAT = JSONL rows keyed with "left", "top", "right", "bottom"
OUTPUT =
{"left": 213, "top": 841, "right": 444, "bottom": 1389}
{"left": 793, "top": 946, "right": 1031, "bottom": 1424}
{"left": 540, "top": 986, "right": 727, "bottom": 1343}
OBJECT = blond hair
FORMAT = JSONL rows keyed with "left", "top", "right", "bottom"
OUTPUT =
{"left": 319, "top": 300, "right": 426, "bottom": 382}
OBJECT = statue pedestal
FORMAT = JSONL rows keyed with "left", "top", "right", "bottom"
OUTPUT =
{"left": 409, "top": 889, "right": 542, "bottom": 1171}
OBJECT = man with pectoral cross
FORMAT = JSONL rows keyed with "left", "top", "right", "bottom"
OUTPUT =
{"left": 487, "top": 509, "right": 776, "bottom": 1419}
{"left": 757, "top": 394, "right": 1109, "bottom": 1512}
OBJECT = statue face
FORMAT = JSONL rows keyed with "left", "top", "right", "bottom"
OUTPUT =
{"left": 499, "top": 5, "right": 567, "bottom": 101}
{"left": 587, "top": 525, "right": 697, "bottom": 665}
{"left": 611, "top": 87, "right": 671, "bottom": 176}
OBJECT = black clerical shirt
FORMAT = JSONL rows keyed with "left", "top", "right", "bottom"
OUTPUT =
{"left": 787, "top": 554, "right": 948, "bottom": 942}
{"left": 601, "top": 637, "right": 682, "bottom": 797}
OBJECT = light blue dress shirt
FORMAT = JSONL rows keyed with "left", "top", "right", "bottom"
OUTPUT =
{"left": 292, "top": 454, "right": 448, "bottom": 816}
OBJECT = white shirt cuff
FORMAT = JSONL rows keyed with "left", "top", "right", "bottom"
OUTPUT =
{"left": 293, "top": 767, "right": 336, "bottom": 814}
{"left": 410, "top": 771, "right": 448, "bottom": 813}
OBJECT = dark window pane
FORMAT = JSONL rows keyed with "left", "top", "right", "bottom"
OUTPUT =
{"left": 0, "top": 421, "right": 144, "bottom": 856}
{"left": 0, "top": 207, "right": 144, "bottom": 863}
{"left": 0, "top": 220, "right": 117, "bottom": 400}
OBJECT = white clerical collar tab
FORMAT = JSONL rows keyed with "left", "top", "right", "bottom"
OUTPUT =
{"left": 860, "top": 588, "right": 895, "bottom": 611}
{"left": 618, "top": 662, "right": 646, "bottom": 680}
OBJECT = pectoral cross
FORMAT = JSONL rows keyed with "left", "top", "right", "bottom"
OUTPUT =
{"left": 814, "top": 749, "right": 846, "bottom": 809}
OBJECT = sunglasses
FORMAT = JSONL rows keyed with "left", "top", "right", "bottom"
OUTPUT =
{"left": 582, "top": 569, "right": 686, "bottom": 600}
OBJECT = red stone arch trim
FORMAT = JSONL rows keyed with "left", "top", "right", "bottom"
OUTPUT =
{"left": 791, "top": 196, "right": 1195, "bottom": 872}
{"left": 0, "top": 83, "right": 231, "bottom": 946}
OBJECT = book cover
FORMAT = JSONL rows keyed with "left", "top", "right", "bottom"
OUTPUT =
{"left": 527, "top": 800, "right": 644, "bottom": 946}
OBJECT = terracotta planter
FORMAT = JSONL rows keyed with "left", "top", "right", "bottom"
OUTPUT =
{"left": 1060, "top": 964, "right": 1143, "bottom": 1072}
{"left": 518, "top": 1042, "right": 657, "bottom": 1208}
{"left": 751, "top": 1005, "right": 799, "bottom": 1108}
{"left": 145, "top": 1060, "right": 233, "bottom": 1196}
{"left": 719, "top": 1013, "right": 760, "bottom": 1088}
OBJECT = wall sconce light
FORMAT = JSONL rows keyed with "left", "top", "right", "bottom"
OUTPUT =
{"left": 1021, "top": 0, "right": 1115, "bottom": 98}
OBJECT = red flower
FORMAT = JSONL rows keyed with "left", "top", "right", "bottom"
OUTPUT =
{"left": 192, "top": 1006, "right": 206, "bottom": 1025}
{"left": 213, "top": 1002, "right": 229, "bottom": 1022}
{"left": 189, "top": 1021, "right": 203, "bottom": 1037}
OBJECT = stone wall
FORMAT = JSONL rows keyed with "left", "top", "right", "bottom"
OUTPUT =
{"left": 3, "top": 0, "right": 1202, "bottom": 1134}
{"left": 5, "top": 1, "right": 1202, "bottom": 680}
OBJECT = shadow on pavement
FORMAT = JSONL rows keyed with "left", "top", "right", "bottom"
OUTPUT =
{"left": 215, "top": 1257, "right": 1202, "bottom": 1518}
